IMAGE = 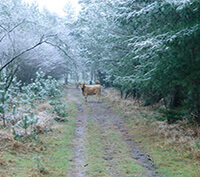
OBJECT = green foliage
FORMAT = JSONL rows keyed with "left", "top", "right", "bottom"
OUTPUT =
{"left": 44, "top": 76, "right": 62, "bottom": 99}
{"left": 16, "top": 113, "right": 38, "bottom": 135}
{"left": 76, "top": 0, "right": 200, "bottom": 124}
{"left": 21, "top": 71, "right": 62, "bottom": 106}
{"left": 20, "top": 70, "right": 64, "bottom": 121}
{"left": 54, "top": 104, "right": 68, "bottom": 118}
{"left": 0, "top": 68, "right": 21, "bottom": 126}
{"left": 194, "top": 139, "right": 200, "bottom": 150}
{"left": 33, "top": 155, "right": 48, "bottom": 174}
{"left": 49, "top": 99, "right": 68, "bottom": 118}
{"left": 0, "top": 69, "right": 64, "bottom": 142}
{"left": 157, "top": 109, "right": 184, "bottom": 124}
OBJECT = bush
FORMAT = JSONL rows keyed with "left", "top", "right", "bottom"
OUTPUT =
{"left": 49, "top": 100, "right": 68, "bottom": 118}
{"left": 21, "top": 71, "right": 63, "bottom": 106}
{"left": 158, "top": 109, "right": 184, "bottom": 124}
{"left": 0, "top": 69, "right": 66, "bottom": 141}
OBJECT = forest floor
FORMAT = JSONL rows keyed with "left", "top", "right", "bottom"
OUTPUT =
{"left": 0, "top": 86, "right": 199, "bottom": 176}
{"left": 66, "top": 86, "right": 200, "bottom": 177}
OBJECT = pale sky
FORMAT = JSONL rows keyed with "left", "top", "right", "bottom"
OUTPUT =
{"left": 23, "top": 0, "right": 81, "bottom": 16}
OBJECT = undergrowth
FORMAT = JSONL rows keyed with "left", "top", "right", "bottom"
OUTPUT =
{"left": 0, "top": 95, "right": 77, "bottom": 176}
{"left": 103, "top": 88, "right": 200, "bottom": 177}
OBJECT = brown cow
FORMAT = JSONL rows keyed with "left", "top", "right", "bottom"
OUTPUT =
{"left": 79, "top": 83, "right": 101, "bottom": 103}
{"left": 95, "top": 80, "right": 100, "bottom": 85}
{"left": 75, "top": 81, "right": 80, "bottom": 89}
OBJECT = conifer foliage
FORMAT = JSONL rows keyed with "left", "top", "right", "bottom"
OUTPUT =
{"left": 76, "top": 0, "right": 200, "bottom": 124}
{"left": 0, "top": 0, "right": 200, "bottom": 124}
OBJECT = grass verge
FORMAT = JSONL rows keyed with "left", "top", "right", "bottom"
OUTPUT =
{"left": 86, "top": 120, "right": 145, "bottom": 177}
{"left": 125, "top": 117, "right": 200, "bottom": 177}
{"left": 0, "top": 99, "right": 77, "bottom": 177}
{"left": 103, "top": 89, "right": 200, "bottom": 177}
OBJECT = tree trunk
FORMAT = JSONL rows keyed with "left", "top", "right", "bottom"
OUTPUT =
{"left": 75, "top": 71, "right": 79, "bottom": 82}
{"left": 120, "top": 90, "right": 123, "bottom": 99}
{"left": 90, "top": 64, "right": 95, "bottom": 81}
{"left": 3, "top": 113, "right": 6, "bottom": 127}
{"left": 169, "top": 85, "right": 184, "bottom": 109}
{"left": 196, "top": 104, "right": 200, "bottom": 125}
{"left": 65, "top": 72, "right": 68, "bottom": 84}
{"left": 82, "top": 70, "right": 85, "bottom": 81}
{"left": 125, "top": 91, "right": 130, "bottom": 99}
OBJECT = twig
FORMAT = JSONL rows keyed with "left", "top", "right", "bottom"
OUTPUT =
{"left": 191, "top": 113, "right": 198, "bottom": 118}
{"left": 0, "top": 37, "right": 45, "bottom": 72}
{"left": 44, "top": 41, "right": 73, "bottom": 60}
{"left": 0, "top": 19, "right": 26, "bottom": 42}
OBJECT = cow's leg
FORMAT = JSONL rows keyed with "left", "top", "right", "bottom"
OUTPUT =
{"left": 97, "top": 94, "right": 100, "bottom": 103}
{"left": 85, "top": 95, "right": 87, "bottom": 102}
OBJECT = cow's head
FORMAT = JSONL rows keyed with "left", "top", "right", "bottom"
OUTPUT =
{"left": 80, "top": 83, "right": 86, "bottom": 92}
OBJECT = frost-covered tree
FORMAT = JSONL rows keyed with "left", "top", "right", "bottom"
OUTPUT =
{"left": 0, "top": 0, "right": 78, "bottom": 84}
{"left": 73, "top": 0, "right": 118, "bottom": 84}
{"left": 75, "top": 0, "right": 200, "bottom": 124}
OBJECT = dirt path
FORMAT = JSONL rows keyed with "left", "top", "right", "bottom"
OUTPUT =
{"left": 67, "top": 88, "right": 162, "bottom": 177}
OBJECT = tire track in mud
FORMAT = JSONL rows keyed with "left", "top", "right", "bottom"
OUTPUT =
{"left": 67, "top": 87, "right": 162, "bottom": 177}
{"left": 67, "top": 89, "right": 88, "bottom": 177}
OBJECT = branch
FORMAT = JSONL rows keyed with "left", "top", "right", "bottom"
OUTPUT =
{"left": 45, "top": 41, "right": 78, "bottom": 70}
{"left": 0, "top": 19, "right": 26, "bottom": 42}
{"left": 0, "top": 37, "right": 45, "bottom": 72}
{"left": 5, "top": 64, "right": 19, "bottom": 92}
{"left": 56, "top": 37, "right": 70, "bottom": 49}
{"left": 0, "top": 24, "right": 7, "bottom": 31}
{"left": 191, "top": 113, "right": 198, "bottom": 118}
{"left": 44, "top": 41, "right": 73, "bottom": 60}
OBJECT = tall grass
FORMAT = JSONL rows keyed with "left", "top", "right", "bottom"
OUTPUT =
{"left": 103, "top": 88, "right": 200, "bottom": 176}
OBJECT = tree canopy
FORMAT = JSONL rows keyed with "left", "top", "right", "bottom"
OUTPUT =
{"left": 0, "top": 0, "right": 200, "bottom": 124}
{"left": 74, "top": 0, "right": 200, "bottom": 123}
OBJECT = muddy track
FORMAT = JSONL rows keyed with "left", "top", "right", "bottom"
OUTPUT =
{"left": 67, "top": 88, "right": 162, "bottom": 177}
